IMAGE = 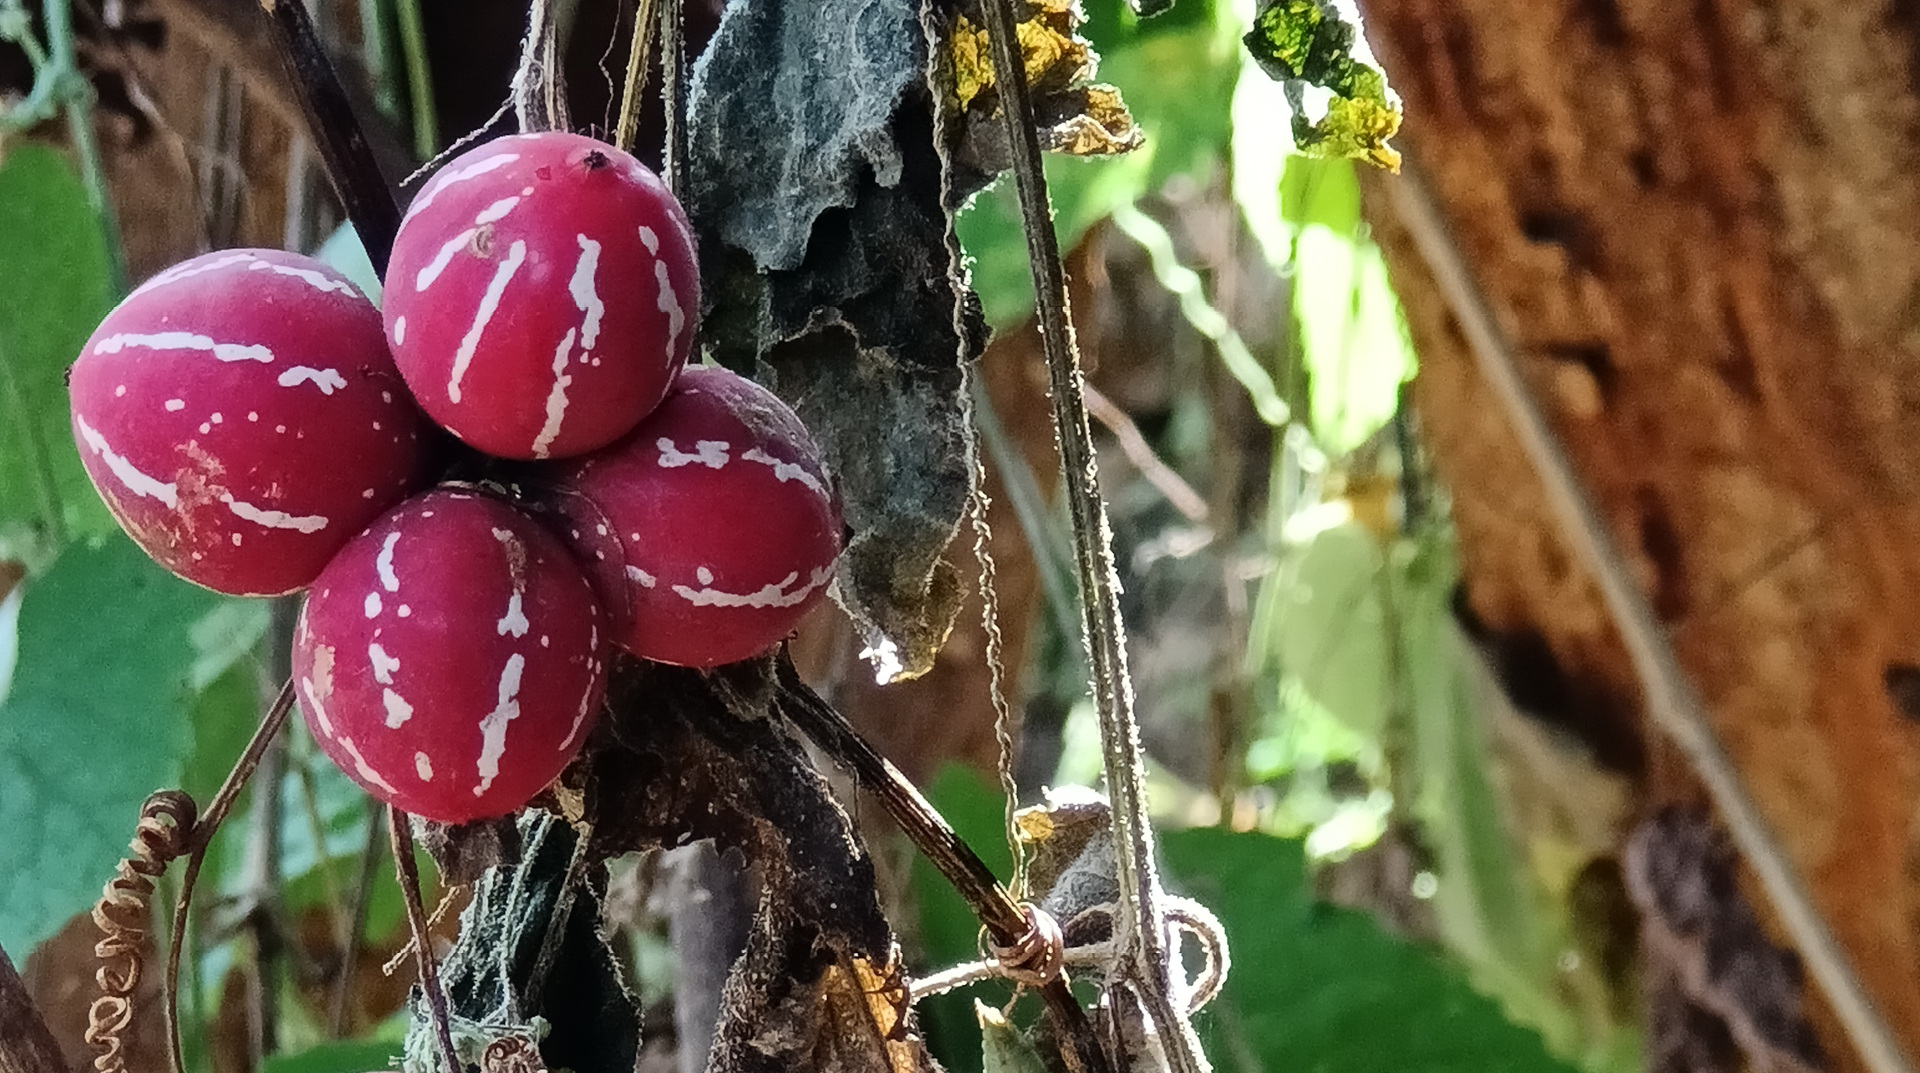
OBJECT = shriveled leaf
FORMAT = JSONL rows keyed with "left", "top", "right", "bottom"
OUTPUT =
{"left": 0, "top": 536, "right": 227, "bottom": 954}
{"left": 946, "top": 6, "right": 1142, "bottom": 160}
{"left": 0, "top": 144, "right": 118, "bottom": 561}
{"left": 1241, "top": 0, "right": 1402, "bottom": 169}
{"left": 1162, "top": 828, "right": 1580, "bottom": 1073}
{"left": 688, "top": 0, "right": 977, "bottom": 680}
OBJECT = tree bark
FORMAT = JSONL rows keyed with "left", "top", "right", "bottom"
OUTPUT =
{"left": 1358, "top": 0, "right": 1920, "bottom": 1067}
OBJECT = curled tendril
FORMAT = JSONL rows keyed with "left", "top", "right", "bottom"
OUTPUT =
{"left": 84, "top": 790, "right": 197, "bottom": 1073}
{"left": 987, "top": 902, "right": 1067, "bottom": 989}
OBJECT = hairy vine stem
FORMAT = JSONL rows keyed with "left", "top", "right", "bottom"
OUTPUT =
{"left": 774, "top": 653, "right": 1112, "bottom": 1073}
{"left": 1386, "top": 160, "right": 1916, "bottom": 1073}
{"left": 973, "top": 2, "right": 1207, "bottom": 1070}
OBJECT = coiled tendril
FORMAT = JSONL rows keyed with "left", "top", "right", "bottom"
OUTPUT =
{"left": 84, "top": 790, "right": 197, "bottom": 1073}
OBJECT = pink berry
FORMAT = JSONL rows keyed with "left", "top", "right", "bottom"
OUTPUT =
{"left": 293, "top": 488, "right": 608, "bottom": 824}
{"left": 67, "top": 249, "right": 430, "bottom": 596}
{"left": 383, "top": 132, "right": 699, "bottom": 460}
{"left": 549, "top": 365, "right": 842, "bottom": 668}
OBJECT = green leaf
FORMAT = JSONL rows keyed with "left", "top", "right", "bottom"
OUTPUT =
{"left": 316, "top": 223, "right": 382, "bottom": 308}
{"left": 0, "top": 536, "right": 228, "bottom": 955}
{"left": 1162, "top": 827, "right": 1580, "bottom": 1073}
{"left": 1240, "top": 0, "right": 1402, "bottom": 169}
{"left": 1269, "top": 516, "right": 1389, "bottom": 738}
{"left": 978, "top": 1001, "right": 1050, "bottom": 1073}
{"left": 0, "top": 144, "right": 119, "bottom": 560}
{"left": 262, "top": 1039, "right": 401, "bottom": 1073}
{"left": 1292, "top": 207, "right": 1416, "bottom": 454}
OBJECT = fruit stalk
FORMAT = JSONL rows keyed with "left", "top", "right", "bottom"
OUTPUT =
{"left": 258, "top": 0, "right": 402, "bottom": 270}
{"left": 390, "top": 807, "right": 461, "bottom": 1073}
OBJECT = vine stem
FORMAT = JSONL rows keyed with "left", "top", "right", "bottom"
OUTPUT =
{"left": 773, "top": 654, "right": 1112, "bottom": 1073}
{"left": 390, "top": 807, "right": 461, "bottom": 1073}
{"left": 257, "top": 0, "right": 401, "bottom": 272}
{"left": 972, "top": 3, "right": 1206, "bottom": 1071}
{"left": 1385, "top": 160, "right": 1917, "bottom": 1073}
{"left": 165, "top": 680, "right": 296, "bottom": 1073}
{"left": 612, "top": 0, "right": 660, "bottom": 152}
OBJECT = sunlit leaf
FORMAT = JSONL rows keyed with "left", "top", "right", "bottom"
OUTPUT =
{"left": 1292, "top": 205, "right": 1417, "bottom": 454}
{"left": 0, "top": 536, "right": 226, "bottom": 954}
{"left": 0, "top": 145, "right": 118, "bottom": 562}
{"left": 1241, "top": 0, "right": 1402, "bottom": 169}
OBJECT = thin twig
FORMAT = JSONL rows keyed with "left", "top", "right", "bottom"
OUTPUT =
{"left": 1386, "top": 159, "right": 1917, "bottom": 1073}
{"left": 258, "top": 0, "right": 402, "bottom": 271}
{"left": 390, "top": 808, "right": 460, "bottom": 1073}
{"left": 2, "top": 940, "right": 67, "bottom": 1073}
{"left": 1083, "top": 382, "right": 1210, "bottom": 524}
{"left": 329, "top": 802, "right": 385, "bottom": 1037}
{"left": 165, "top": 680, "right": 296, "bottom": 1073}
{"left": 973, "top": 3, "right": 1206, "bottom": 1071}
{"left": 774, "top": 654, "right": 1112, "bottom": 1073}
{"left": 613, "top": 0, "right": 659, "bottom": 152}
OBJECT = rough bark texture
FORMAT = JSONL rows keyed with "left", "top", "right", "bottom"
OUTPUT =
{"left": 1357, "top": 0, "right": 1920, "bottom": 1065}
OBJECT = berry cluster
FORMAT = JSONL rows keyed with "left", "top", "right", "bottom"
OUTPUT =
{"left": 67, "top": 132, "right": 843, "bottom": 824}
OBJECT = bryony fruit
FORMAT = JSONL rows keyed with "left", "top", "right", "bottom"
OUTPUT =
{"left": 549, "top": 365, "right": 841, "bottom": 668}
{"left": 383, "top": 131, "right": 699, "bottom": 460}
{"left": 67, "top": 248, "right": 429, "bottom": 596}
{"left": 293, "top": 488, "right": 608, "bottom": 824}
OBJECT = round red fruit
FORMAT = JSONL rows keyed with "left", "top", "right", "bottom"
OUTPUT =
{"left": 293, "top": 488, "right": 608, "bottom": 824}
{"left": 68, "top": 249, "right": 430, "bottom": 596}
{"left": 550, "top": 365, "right": 842, "bottom": 668}
{"left": 383, "top": 132, "right": 699, "bottom": 460}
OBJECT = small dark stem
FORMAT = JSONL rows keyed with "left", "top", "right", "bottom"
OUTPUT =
{"left": 0, "top": 941, "right": 65, "bottom": 1073}
{"left": 390, "top": 808, "right": 461, "bottom": 1073}
{"left": 773, "top": 654, "right": 1111, "bottom": 1073}
{"left": 258, "top": 0, "right": 402, "bottom": 272}
{"left": 329, "top": 801, "right": 386, "bottom": 1037}
{"left": 166, "top": 680, "right": 297, "bottom": 1073}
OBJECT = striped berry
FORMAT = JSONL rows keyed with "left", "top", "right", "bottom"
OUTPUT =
{"left": 548, "top": 365, "right": 842, "bottom": 668}
{"left": 383, "top": 132, "right": 699, "bottom": 460}
{"left": 293, "top": 487, "right": 608, "bottom": 823}
{"left": 67, "top": 248, "right": 431, "bottom": 596}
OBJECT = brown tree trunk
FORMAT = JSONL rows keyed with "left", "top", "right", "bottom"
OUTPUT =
{"left": 1358, "top": 0, "right": 1920, "bottom": 1067}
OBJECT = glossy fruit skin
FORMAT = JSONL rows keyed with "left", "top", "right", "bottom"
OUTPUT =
{"left": 550, "top": 365, "right": 842, "bottom": 668}
{"left": 68, "top": 249, "right": 430, "bottom": 596}
{"left": 293, "top": 488, "right": 608, "bottom": 824}
{"left": 383, "top": 132, "right": 699, "bottom": 460}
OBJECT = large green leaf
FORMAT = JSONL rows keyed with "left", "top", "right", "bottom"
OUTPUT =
{"left": 1163, "top": 827, "right": 1580, "bottom": 1073}
{"left": 1269, "top": 515, "right": 1390, "bottom": 739}
{"left": 0, "top": 144, "right": 118, "bottom": 561}
{"left": 0, "top": 536, "right": 231, "bottom": 954}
